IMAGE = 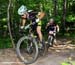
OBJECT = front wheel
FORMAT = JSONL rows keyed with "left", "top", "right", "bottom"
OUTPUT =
{"left": 48, "top": 35, "right": 54, "bottom": 47}
{"left": 16, "top": 36, "right": 38, "bottom": 64}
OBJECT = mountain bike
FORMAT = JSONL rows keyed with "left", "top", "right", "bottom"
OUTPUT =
{"left": 47, "top": 31, "right": 56, "bottom": 48}
{"left": 16, "top": 22, "right": 46, "bottom": 64}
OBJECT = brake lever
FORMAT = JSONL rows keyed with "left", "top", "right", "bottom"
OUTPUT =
{"left": 25, "top": 24, "right": 30, "bottom": 30}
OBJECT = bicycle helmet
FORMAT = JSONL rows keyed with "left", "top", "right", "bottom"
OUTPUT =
{"left": 28, "top": 10, "right": 33, "bottom": 13}
{"left": 18, "top": 5, "right": 27, "bottom": 15}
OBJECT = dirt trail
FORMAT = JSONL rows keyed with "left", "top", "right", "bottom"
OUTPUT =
{"left": 0, "top": 45, "right": 75, "bottom": 65}
{"left": 0, "top": 39, "right": 75, "bottom": 65}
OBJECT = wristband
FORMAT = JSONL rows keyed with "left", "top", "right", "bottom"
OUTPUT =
{"left": 36, "top": 18, "right": 40, "bottom": 23}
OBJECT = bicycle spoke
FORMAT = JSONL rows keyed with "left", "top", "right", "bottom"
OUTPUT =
{"left": 16, "top": 36, "right": 38, "bottom": 64}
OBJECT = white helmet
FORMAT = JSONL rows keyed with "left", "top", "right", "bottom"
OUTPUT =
{"left": 28, "top": 10, "right": 33, "bottom": 13}
{"left": 18, "top": 5, "right": 27, "bottom": 15}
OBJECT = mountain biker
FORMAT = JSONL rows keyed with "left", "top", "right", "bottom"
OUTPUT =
{"left": 18, "top": 5, "right": 45, "bottom": 46}
{"left": 46, "top": 18, "right": 59, "bottom": 46}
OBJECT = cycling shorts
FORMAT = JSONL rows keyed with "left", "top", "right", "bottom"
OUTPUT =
{"left": 31, "top": 20, "right": 42, "bottom": 31}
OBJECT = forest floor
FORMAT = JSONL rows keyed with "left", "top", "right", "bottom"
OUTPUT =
{"left": 0, "top": 38, "right": 75, "bottom": 65}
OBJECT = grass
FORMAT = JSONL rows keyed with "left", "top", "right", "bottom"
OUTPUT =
{"left": 0, "top": 36, "right": 12, "bottom": 49}
{"left": 61, "top": 61, "right": 75, "bottom": 65}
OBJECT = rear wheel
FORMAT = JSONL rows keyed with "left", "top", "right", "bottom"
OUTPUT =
{"left": 37, "top": 39, "right": 47, "bottom": 56}
{"left": 16, "top": 36, "right": 38, "bottom": 64}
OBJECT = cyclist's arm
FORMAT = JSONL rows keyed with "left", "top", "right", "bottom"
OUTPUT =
{"left": 45, "top": 22, "right": 50, "bottom": 29}
{"left": 56, "top": 25, "right": 60, "bottom": 32}
{"left": 38, "top": 12, "right": 45, "bottom": 20}
{"left": 35, "top": 12, "right": 45, "bottom": 23}
{"left": 21, "top": 14, "right": 27, "bottom": 28}
{"left": 22, "top": 18, "right": 26, "bottom": 26}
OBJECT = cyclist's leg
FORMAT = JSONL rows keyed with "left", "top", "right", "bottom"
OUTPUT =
{"left": 36, "top": 25, "right": 47, "bottom": 56}
{"left": 36, "top": 25, "right": 42, "bottom": 42}
{"left": 36, "top": 25, "right": 46, "bottom": 49}
{"left": 36, "top": 20, "right": 43, "bottom": 42}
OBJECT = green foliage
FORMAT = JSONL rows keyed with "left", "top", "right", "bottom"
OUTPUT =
{"left": 66, "top": 15, "right": 75, "bottom": 22}
{"left": 0, "top": 37, "right": 12, "bottom": 49}
{"left": 0, "top": 0, "right": 75, "bottom": 48}
{"left": 61, "top": 61, "right": 75, "bottom": 65}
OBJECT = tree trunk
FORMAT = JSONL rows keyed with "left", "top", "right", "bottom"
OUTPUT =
{"left": 53, "top": 0, "right": 58, "bottom": 17}
{"left": 7, "top": 0, "right": 15, "bottom": 48}
{"left": 61, "top": 0, "right": 67, "bottom": 35}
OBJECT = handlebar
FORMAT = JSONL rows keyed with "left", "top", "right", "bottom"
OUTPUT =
{"left": 24, "top": 22, "right": 36, "bottom": 30}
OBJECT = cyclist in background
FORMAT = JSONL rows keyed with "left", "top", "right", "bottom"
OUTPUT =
{"left": 46, "top": 18, "right": 59, "bottom": 46}
{"left": 18, "top": 5, "right": 45, "bottom": 47}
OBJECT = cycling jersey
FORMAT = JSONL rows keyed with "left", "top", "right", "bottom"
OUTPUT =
{"left": 47, "top": 24, "right": 56, "bottom": 32}
{"left": 27, "top": 11, "right": 42, "bottom": 26}
{"left": 26, "top": 11, "right": 42, "bottom": 31}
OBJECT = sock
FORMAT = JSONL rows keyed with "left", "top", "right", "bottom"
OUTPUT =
{"left": 20, "top": 26, "right": 24, "bottom": 29}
